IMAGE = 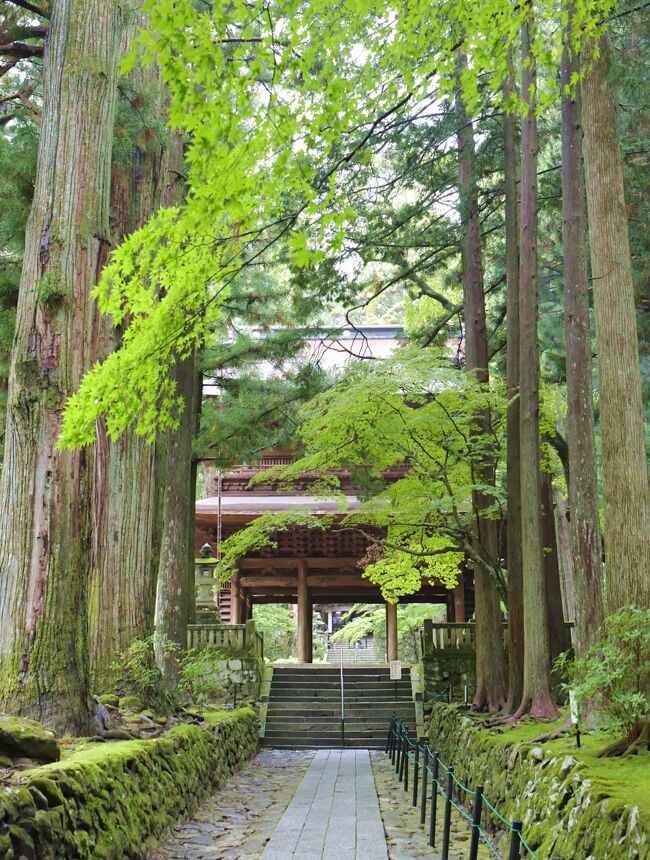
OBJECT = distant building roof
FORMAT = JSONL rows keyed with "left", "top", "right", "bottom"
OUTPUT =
{"left": 195, "top": 494, "right": 360, "bottom": 519}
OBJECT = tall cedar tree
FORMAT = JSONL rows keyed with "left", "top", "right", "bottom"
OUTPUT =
{"left": 559, "top": 8, "right": 604, "bottom": 654}
{"left": 0, "top": 0, "right": 122, "bottom": 733}
{"left": 503, "top": 61, "right": 524, "bottom": 713}
{"left": 516, "top": 15, "right": 558, "bottom": 719}
{"left": 581, "top": 36, "right": 650, "bottom": 611}
{"left": 456, "top": 52, "right": 507, "bottom": 711}
{"left": 89, "top": 19, "right": 187, "bottom": 687}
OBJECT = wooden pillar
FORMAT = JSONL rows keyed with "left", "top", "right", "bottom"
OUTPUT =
{"left": 307, "top": 600, "right": 313, "bottom": 662}
{"left": 445, "top": 593, "right": 454, "bottom": 622}
{"left": 230, "top": 571, "right": 242, "bottom": 625}
{"left": 297, "top": 561, "right": 312, "bottom": 662}
{"left": 386, "top": 601, "right": 398, "bottom": 662}
{"left": 453, "top": 580, "right": 466, "bottom": 622}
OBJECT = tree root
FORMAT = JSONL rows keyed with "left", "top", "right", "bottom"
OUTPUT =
{"left": 598, "top": 721, "right": 650, "bottom": 758}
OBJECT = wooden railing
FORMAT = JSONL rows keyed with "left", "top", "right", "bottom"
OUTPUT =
{"left": 420, "top": 621, "right": 481, "bottom": 654}
{"left": 420, "top": 619, "right": 574, "bottom": 655}
{"left": 187, "top": 619, "right": 264, "bottom": 659}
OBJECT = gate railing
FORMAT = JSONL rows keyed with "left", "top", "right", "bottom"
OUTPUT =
{"left": 187, "top": 619, "right": 264, "bottom": 659}
{"left": 385, "top": 717, "right": 565, "bottom": 860}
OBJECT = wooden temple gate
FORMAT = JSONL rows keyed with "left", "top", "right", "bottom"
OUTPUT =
{"left": 194, "top": 509, "right": 474, "bottom": 663}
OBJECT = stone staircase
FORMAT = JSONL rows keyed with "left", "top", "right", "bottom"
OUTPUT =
{"left": 325, "top": 639, "right": 380, "bottom": 664}
{"left": 262, "top": 666, "right": 417, "bottom": 749}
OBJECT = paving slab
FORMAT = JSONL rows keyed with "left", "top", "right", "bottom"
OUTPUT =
{"left": 262, "top": 749, "right": 389, "bottom": 860}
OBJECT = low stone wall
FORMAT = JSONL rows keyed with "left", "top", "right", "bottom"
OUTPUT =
{"left": 427, "top": 705, "right": 649, "bottom": 860}
{"left": 422, "top": 650, "right": 475, "bottom": 701}
{"left": 0, "top": 707, "right": 258, "bottom": 859}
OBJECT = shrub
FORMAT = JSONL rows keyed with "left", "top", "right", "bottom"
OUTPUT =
{"left": 110, "top": 635, "right": 179, "bottom": 713}
{"left": 179, "top": 649, "right": 227, "bottom": 707}
{"left": 556, "top": 605, "right": 650, "bottom": 752}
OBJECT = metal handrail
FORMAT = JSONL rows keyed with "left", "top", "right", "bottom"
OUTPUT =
{"left": 340, "top": 643, "right": 345, "bottom": 747}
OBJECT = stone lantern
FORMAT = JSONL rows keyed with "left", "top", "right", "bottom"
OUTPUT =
{"left": 194, "top": 542, "right": 220, "bottom": 622}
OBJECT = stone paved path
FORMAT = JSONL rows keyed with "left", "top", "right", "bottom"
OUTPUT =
{"left": 152, "top": 748, "right": 497, "bottom": 860}
{"left": 262, "top": 749, "right": 388, "bottom": 860}
{"left": 150, "top": 750, "right": 314, "bottom": 860}
{"left": 370, "top": 751, "right": 494, "bottom": 860}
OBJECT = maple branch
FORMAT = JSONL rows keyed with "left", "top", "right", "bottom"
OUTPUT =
{"left": 5, "top": 0, "right": 49, "bottom": 16}
{"left": 0, "top": 40, "right": 44, "bottom": 60}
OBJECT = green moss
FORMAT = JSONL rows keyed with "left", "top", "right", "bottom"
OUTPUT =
{"left": 0, "top": 708, "right": 258, "bottom": 859}
{"left": 427, "top": 706, "right": 649, "bottom": 859}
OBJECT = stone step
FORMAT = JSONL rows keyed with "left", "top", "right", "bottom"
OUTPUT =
{"left": 264, "top": 729, "right": 410, "bottom": 741}
{"left": 267, "top": 707, "right": 412, "bottom": 717}
{"left": 269, "top": 689, "right": 412, "bottom": 707}
{"left": 271, "top": 668, "right": 409, "bottom": 677}
{"left": 265, "top": 715, "right": 403, "bottom": 725}
{"left": 270, "top": 678, "right": 411, "bottom": 687}
{"left": 262, "top": 741, "right": 387, "bottom": 749}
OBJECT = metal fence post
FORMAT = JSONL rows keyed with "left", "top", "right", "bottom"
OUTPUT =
{"left": 412, "top": 741, "right": 420, "bottom": 807}
{"left": 403, "top": 738, "right": 410, "bottom": 792}
{"left": 420, "top": 745, "right": 429, "bottom": 825}
{"left": 468, "top": 785, "right": 484, "bottom": 860}
{"left": 395, "top": 723, "right": 402, "bottom": 773}
{"left": 441, "top": 766, "right": 454, "bottom": 860}
{"left": 428, "top": 752, "right": 439, "bottom": 847}
{"left": 399, "top": 731, "right": 407, "bottom": 782}
{"left": 508, "top": 819, "right": 522, "bottom": 860}
{"left": 386, "top": 715, "right": 394, "bottom": 755}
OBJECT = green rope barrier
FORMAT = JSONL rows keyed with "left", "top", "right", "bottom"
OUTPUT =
{"left": 477, "top": 826, "right": 505, "bottom": 860}
{"left": 449, "top": 798, "right": 474, "bottom": 823}
{"left": 519, "top": 833, "right": 542, "bottom": 860}
{"left": 450, "top": 770, "right": 476, "bottom": 796}
{"left": 483, "top": 795, "right": 512, "bottom": 828}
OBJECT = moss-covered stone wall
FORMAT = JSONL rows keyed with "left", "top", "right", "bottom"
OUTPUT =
{"left": 427, "top": 705, "right": 649, "bottom": 860}
{"left": 0, "top": 707, "right": 258, "bottom": 859}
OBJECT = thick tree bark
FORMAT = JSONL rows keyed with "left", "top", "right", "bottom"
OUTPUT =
{"left": 154, "top": 352, "right": 198, "bottom": 683}
{"left": 0, "top": 0, "right": 121, "bottom": 733}
{"left": 503, "top": 61, "right": 524, "bottom": 714}
{"left": 516, "top": 17, "right": 558, "bottom": 719}
{"left": 560, "top": 14, "right": 604, "bottom": 654}
{"left": 89, "top": 15, "right": 180, "bottom": 689}
{"left": 540, "top": 472, "right": 571, "bottom": 663}
{"left": 553, "top": 493, "right": 575, "bottom": 623}
{"left": 581, "top": 36, "right": 650, "bottom": 611}
{"left": 456, "top": 53, "right": 507, "bottom": 712}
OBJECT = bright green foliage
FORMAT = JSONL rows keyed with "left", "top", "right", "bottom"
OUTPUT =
{"left": 556, "top": 606, "right": 650, "bottom": 750}
{"left": 110, "top": 636, "right": 179, "bottom": 713}
{"left": 332, "top": 602, "right": 445, "bottom": 662}
{"left": 217, "top": 348, "right": 506, "bottom": 600}
{"left": 251, "top": 604, "right": 296, "bottom": 662}
{"left": 216, "top": 509, "right": 332, "bottom": 582}
{"left": 58, "top": 0, "right": 617, "bottom": 447}
{"left": 178, "top": 649, "right": 224, "bottom": 707}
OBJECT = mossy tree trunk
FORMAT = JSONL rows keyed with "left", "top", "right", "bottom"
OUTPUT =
{"left": 503, "top": 61, "right": 524, "bottom": 714}
{"left": 560, "top": 12, "right": 604, "bottom": 655}
{"left": 540, "top": 472, "right": 571, "bottom": 664}
{"left": 0, "top": 0, "right": 122, "bottom": 733}
{"left": 456, "top": 52, "right": 507, "bottom": 712}
{"left": 154, "top": 352, "right": 198, "bottom": 684}
{"left": 516, "top": 16, "right": 558, "bottom": 719}
{"left": 88, "top": 12, "right": 184, "bottom": 691}
{"left": 581, "top": 36, "right": 650, "bottom": 612}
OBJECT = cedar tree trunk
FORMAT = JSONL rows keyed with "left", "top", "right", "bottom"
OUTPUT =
{"left": 560, "top": 14, "right": 605, "bottom": 653}
{"left": 456, "top": 53, "right": 507, "bottom": 711}
{"left": 516, "top": 17, "right": 558, "bottom": 719}
{"left": 503, "top": 61, "right": 524, "bottom": 713}
{"left": 581, "top": 36, "right": 650, "bottom": 611}
{"left": 0, "top": 0, "right": 121, "bottom": 733}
